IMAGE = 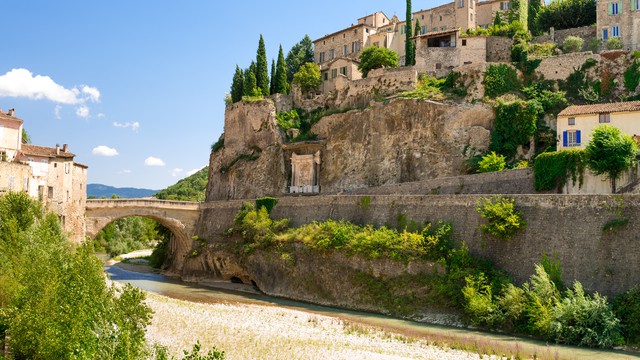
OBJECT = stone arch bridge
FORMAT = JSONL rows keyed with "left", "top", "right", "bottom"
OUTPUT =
{"left": 85, "top": 199, "right": 202, "bottom": 271}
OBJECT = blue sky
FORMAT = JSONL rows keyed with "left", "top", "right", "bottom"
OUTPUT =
{"left": 1, "top": 1, "right": 450, "bottom": 189}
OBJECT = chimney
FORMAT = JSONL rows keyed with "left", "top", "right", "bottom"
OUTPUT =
{"left": 56, "top": 144, "right": 60, "bottom": 155}
{"left": 8, "top": 108, "right": 14, "bottom": 117}
{"left": 62, "top": 144, "right": 68, "bottom": 152}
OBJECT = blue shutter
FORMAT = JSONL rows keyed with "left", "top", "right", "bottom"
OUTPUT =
{"left": 576, "top": 130, "right": 581, "bottom": 145}
{"left": 563, "top": 131, "right": 568, "bottom": 147}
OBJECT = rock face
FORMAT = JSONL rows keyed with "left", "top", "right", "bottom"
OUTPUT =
{"left": 206, "top": 98, "right": 493, "bottom": 200}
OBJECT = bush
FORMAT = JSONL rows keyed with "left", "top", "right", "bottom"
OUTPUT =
{"left": 477, "top": 152, "right": 506, "bottom": 173}
{"left": 528, "top": 42, "right": 557, "bottom": 57}
{"left": 483, "top": 64, "right": 520, "bottom": 98}
{"left": 624, "top": 61, "right": 640, "bottom": 92}
{"left": 357, "top": 46, "right": 399, "bottom": 78}
{"left": 399, "top": 76, "right": 445, "bottom": 100}
{"left": 562, "top": 36, "right": 584, "bottom": 53}
{"left": 476, "top": 196, "right": 527, "bottom": 240}
{"left": 612, "top": 286, "right": 640, "bottom": 344}
{"left": 489, "top": 99, "right": 542, "bottom": 159}
{"left": 255, "top": 196, "right": 278, "bottom": 214}
{"left": 292, "top": 63, "right": 321, "bottom": 94}
{"left": 462, "top": 273, "right": 504, "bottom": 327}
{"left": 276, "top": 109, "right": 301, "bottom": 131}
{"left": 606, "top": 37, "right": 623, "bottom": 50}
{"left": 533, "top": 149, "right": 586, "bottom": 191}
{"left": 587, "top": 38, "right": 602, "bottom": 53}
{"left": 211, "top": 134, "right": 224, "bottom": 153}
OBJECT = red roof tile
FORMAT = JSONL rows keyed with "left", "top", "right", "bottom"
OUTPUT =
{"left": 20, "top": 144, "right": 75, "bottom": 159}
{"left": 558, "top": 101, "right": 640, "bottom": 117}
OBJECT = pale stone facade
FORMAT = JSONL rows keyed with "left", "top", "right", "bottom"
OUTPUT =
{"left": 597, "top": 0, "right": 640, "bottom": 50}
{"left": 0, "top": 109, "right": 22, "bottom": 161}
{"left": 415, "top": 30, "right": 488, "bottom": 75}
{"left": 289, "top": 151, "right": 321, "bottom": 193}
{"left": 475, "top": 0, "right": 512, "bottom": 28}
{"left": 0, "top": 108, "right": 87, "bottom": 242}
{"left": 320, "top": 57, "right": 362, "bottom": 93}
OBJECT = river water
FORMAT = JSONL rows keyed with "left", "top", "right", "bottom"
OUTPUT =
{"left": 106, "top": 264, "right": 640, "bottom": 359}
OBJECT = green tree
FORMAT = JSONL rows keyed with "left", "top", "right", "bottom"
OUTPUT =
{"left": 21, "top": 128, "right": 30, "bottom": 144}
{"left": 155, "top": 167, "right": 208, "bottom": 202}
{"left": 274, "top": 45, "right": 289, "bottom": 94}
{"left": 292, "top": 62, "right": 321, "bottom": 94}
{"left": 243, "top": 63, "right": 260, "bottom": 97}
{"left": 286, "top": 35, "right": 315, "bottom": 83}
{"left": 585, "top": 125, "right": 638, "bottom": 193}
{"left": 255, "top": 35, "right": 270, "bottom": 96}
{"left": 414, "top": 19, "right": 421, "bottom": 36}
{"left": 534, "top": 0, "right": 596, "bottom": 34}
{"left": 405, "top": 0, "right": 415, "bottom": 66}
{"left": 478, "top": 152, "right": 507, "bottom": 173}
{"left": 230, "top": 65, "right": 244, "bottom": 103}
{"left": 270, "top": 59, "right": 276, "bottom": 95}
{"left": 493, "top": 12, "right": 503, "bottom": 26}
{"left": 358, "top": 46, "right": 399, "bottom": 78}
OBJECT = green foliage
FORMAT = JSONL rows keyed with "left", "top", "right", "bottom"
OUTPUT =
{"left": 357, "top": 195, "right": 371, "bottom": 211}
{"left": 463, "top": 21, "right": 525, "bottom": 38}
{"left": 358, "top": 46, "right": 399, "bottom": 78}
{"left": 442, "top": 71, "right": 468, "bottom": 97}
{"left": 540, "top": 253, "right": 564, "bottom": 290}
{"left": 21, "top": 128, "right": 30, "bottom": 144}
{"left": 94, "top": 216, "right": 169, "bottom": 257}
{"left": 255, "top": 196, "right": 278, "bottom": 214}
{"left": 292, "top": 62, "right": 321, "bottom": 93}
{"left": 285, "top": 35, "right": 314, "bottom": 83}
{"left": 414, "top": 18, "right": 421, "bottom": 36}
{"left": 602, "top": 217, "right": 629, "bottom": 231}
{"left": 528, "top": 42, "right": 556, "bottom": 57}
{"left": 255, "top": 35, "right": 270, "bottom": 96}
{"left": 0, "top": 193, "right": 152, "bottom": 359}
{"left": 270, "top": 59, "right": 276, "bottom": 95}
{"left": 533, "top": 149, "right": 586, "bottom": 191}
{"left": 585, "top": 125, "right": 638, "bottom": 192}
{"left": 180, "top": 341, "right": 226, "bottom": 360}
{"left": 562, "top": 36, "right": 584, "bottom": 53}
{"left": 211, "top": 134, "right": 224, "bottom": 153}
{"left": 489, "top": 99, "right": 541, "bottom": 159}
{"left": 399, "top": 75, "right": 445, "bottom": 100}
{"left": 230, "top": 65, "right": 244, "bottom": 103}
{"left": 483, "top": 64, "right": 520, "bottom": 98}
{"left": 243, "top": 65, "right": 260, "bottom": 98}
{"left": 493, "top": 12, "right": 503, "bottom": 26}
{"left": 276, "top": 109, "right": 301, "bottom": 131}
{"left": 274, "top": 45, "right": 289, "bottom": 94}
{"left": 558, "top": 59, "right": 597, "bottom": 103}
{"left": 476, "top": 196, "right": 527, "bottom": 240}
{"left": 462, "top": 273, "right": 504, "bottom": 327}
{"left": 606, "top": 37, "right": 623, "bottom": 50}
{"left": 521, "top": 84, "right": 568, "bottom": 115}
{"left": 534, "top": 0, "right": 596, "bottom": 35}
{"left": 587, "top": 38, "right": 602, "bottom": 53}
{"left": 148, "top": 229, "right": 171, "bottom": 268}
{"left": 155, "top": 167, "right": 208, "bottom": 201}
{"left": 405, "top": 0, "right": 415, "bottom": 66}
{"left": 624, "top": 60, "right": 640, "bottom": 92}
{"left": 219, "top": 147, "right": 262, "bottom": 173}
{"left": 612, "top": 286, "right": 640, "bottom": 344}
{"left": 477, "top": 152, "right": 506, "bottom": 173}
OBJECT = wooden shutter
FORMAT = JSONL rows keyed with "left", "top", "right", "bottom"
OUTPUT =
{"left": 632, "top": 0, "right": 636, "bottom": 11}
{"left": 608, "top": 2, "right": 613, "bottom": 14}
{"left": 576, "top": 130, "right": 581, "bottom": 145}
{"left": 563, "top": 131, "right": 568, "bottom": 147}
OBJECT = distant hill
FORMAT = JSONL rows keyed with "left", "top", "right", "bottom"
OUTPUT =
{"left": 87, "top": 184, "right": 158, "bottom": 199}
{"left": 154, "top": 167, "right": 208, "bottom": 202}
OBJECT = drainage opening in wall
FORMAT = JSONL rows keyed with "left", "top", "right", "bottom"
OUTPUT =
{"left": 230, "top": 276, "right": 243, "bottom": 284}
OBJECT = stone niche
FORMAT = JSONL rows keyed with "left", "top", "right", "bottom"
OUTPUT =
{"left": 282, "top": 141, "right": 324, "bottom": 194}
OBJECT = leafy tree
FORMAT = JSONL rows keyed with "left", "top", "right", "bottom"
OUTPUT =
{"left": 270, "top": 59, "right": 276, "bottom": 95}
{"left": 292, "top": 62, "right": 321, "bottom": 93}
{"left": 274, "top": 45, "right": 289, "bottom": 94}
{"left": 405, "top": 0, "right": 415, "bottom": 66}
{"left": 21, "top": 128, "right": 30, "bottom": 144}
{"left": 255, "top": 35, "right": 270, "bottom": 96}
{"left": 534, "top": 0, "right": 596, "bottom": 34}
{"left": 358, "top": 46, "right": 399, "bottom": 78}
{"left": 230, "top": 65, "right": 244, "bottom": 103}
{"left": 155, "top": 167, "right": 208, "bottom": 202}
{"left": 585, "top": 125, "right": 638, "bottom": 193}
{"left": 286, "top": 35, "right": 314, "bottom": 83}
{"left": 94, "top": 216, "right": 169, "bottom": 257}
{"left": 493, "top": 12, "right": 503, "bottom": 26}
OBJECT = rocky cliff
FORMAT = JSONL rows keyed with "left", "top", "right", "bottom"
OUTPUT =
{"left": 206, "top": 98, "right": 494, "bottom": 200}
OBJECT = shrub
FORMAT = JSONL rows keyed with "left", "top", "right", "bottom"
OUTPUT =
{"left": 528, "top": 42, "right": 557, "bottom": 57}
{"left": 477, "top": 152, "right": 506, "bottom": 173}
{"left": 399, "top": 75, "right": 445, "bottom": 100}
{"left": 255, "top": 196, "right": 278, "bottom": 214}
{"left": 462, "top": 273, "right": 504, "bottom": 327}
{"left": 624, "top": 60, "right": 640, "bottom": 93}
{"left": 476, "top": 196, "right": 527, "bottom": 240}
{"left": 483, "top": 64, "right": 520, "bottom": 98}
{"left": 292, "top": 63, "right": 321, "bottom": 94}
{"left": 523, "top": 264, "right": 560, "bottom": 339}
{"left": 489, "top": 99, "right": 541, "bottom": 159}
{"left": 606, "top": 37, "right": 623, "bottom": 50}
{"left": 357, "top": 46, "right": 399, "bottom": 78}
{"left": 211, "top": 134, "right": 224, "bottom": 153}
{"left": 562, "top": 36, "right": 584, "bottom": 53}
{"left": 612, "top": 286, "right": 640, "bottom": 344}
{"left": 533, "top": 149, "right": 586, "bottom": 191}
{"left": 276, "top": 109, "right": 301, "bottom": 131}
{"left": 587, "top": 38, "right": 602, "bottom": 53}
{"left": 550, "top": 282, "right": 622, "bottom": 348}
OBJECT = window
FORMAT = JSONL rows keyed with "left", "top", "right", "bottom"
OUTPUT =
{"left": 568, "top": 117, "right": 575, "bottom": 125}
{"left": 64, "top": 163, "right": 70, "bottom": 174}
{"left": 340, "top": 66, "right": 347, "bottom": 76}
{"left": 421, "top": 14, "right": 424, "bottom": 19}
{"left": 23, "top": 177, "right": 28, "bottom": 191}
{"left": 355, "top": 40, "right": 361, "bottom": 52}
{"left": 433, "top": 27, "right": 438, "bottom": 31}
{"left": 323, "top": 72, "right": 328, "bottom": 81}
{"left": 459, "top": 0, "right": 464, "bottom": 7}
{"left": 343, "top": 44, "right": 348, "bottom": 56}
{"left": 331, "top": 68, "right": 338, "bottom": 79}
{"left": 599, "top": 113, "right": 611, "bottom": 123}
{"left": 500, "top": 2, "right": 511, "bottom": 10}
{"left": 328, "top": 49, "right": 334, "bottom": 60}
{"left": 422, "top": 25, "right": 426, "bottom": 34}
{"left": 439, "top": 15, "right": 443, "bottom": 21}
{"left": 563, "top": 130, "right": 581, "bottom": 147}
{"left": 603, "top": 29, "right": 609, "bottom": 40}
{"left": 48, "top": 186, "right": 53, "bottom": 198}
{"left": 636, "top": 0, "right": 640, "bottom": 10}
{"left": 319, "top": 52, "right": 325, "bottom": 62}
{"left": 54, "top": 163, "right": 57, "bottom": 168}
{"left": 441, "top": 26, "right": 447, "bottom": 30}
{"left": 462, "top": 39, "right": 467, "bottom": 46}
{"left": 610, "top": 2, "right": 620, "bottom": 14}
{"left": 612, "top": 26, "right": 620, "bottom": 37}
{"left": 401, "top": 25, "right": 406, "bottom": 34}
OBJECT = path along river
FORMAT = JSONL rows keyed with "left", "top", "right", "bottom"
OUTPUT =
{"left": 106, "top": 263, "right": 640, "bottom": 360}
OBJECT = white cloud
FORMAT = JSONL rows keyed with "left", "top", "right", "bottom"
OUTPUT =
{"left": 187, "top": 166, "right": 206, "bottom": 176}
{"left": 120, "top": 169, "right": 132, "bottom": 174}
{"left": 92, "top": 145, "right": 119, "bottom": 157}
{"left": 54, "top": 105, "right": 62, "bottom": 119}
{"left": 170, "top": 168, "right": 184, "bottom": 177}
{"left": 113, "top": 121, "right": 140, "bottom": 132}
{"left": 76, "top": 105, "right": 90, "bottom": 118}
{"left": 97, "top": 113, "right": 106, "bottom": 119}
{"left": 0, "top": 68, "right": 99, "bottom": 104}
{"left": 144, "top": 156, "right": 165, "bottom": 167}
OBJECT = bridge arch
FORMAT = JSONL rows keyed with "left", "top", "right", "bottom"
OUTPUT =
{"left": 86, "top": 199, "right": 201, "bottom": 273}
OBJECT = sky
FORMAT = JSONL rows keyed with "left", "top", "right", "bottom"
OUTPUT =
{"left": 1, "top": 0, "right": 450, "bottom": 190}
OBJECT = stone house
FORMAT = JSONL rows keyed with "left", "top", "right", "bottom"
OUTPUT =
{"left": 556, "top": 101, "right": 640, "bottom": 149}
{"left": 0, "top": 108, "right": 87, "bottom": 242}
{"left": 597, "top": 0, "right": 640, "bottom": 50}
{"left": 414, "top": 29, "right": 489, "bottom": 75}
{"left": 319, "top": 57, "right": 362, "bottom": 93}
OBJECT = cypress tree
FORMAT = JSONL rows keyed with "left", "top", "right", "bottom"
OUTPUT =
{"left": 414, "top": 19, "right": 421, "bottom": 37}
{"left": 230, "top": 65, "right": 244, "bottom": 103}
{"left": 286, "top": 35, "right": 314, "bottom": 83}
{"left": 405, "top": 0, "right": 415, "bottom": 66}
{"left": 270, "top": 59, "right": 276, "bottom": 95}
{"left": 243, "top": 63, "right": 259, "bottom": 97}
{"left": 256, "top": 34, "right": 270, "bottom": 96}
{"left": 274, "top": 45, "right": 289, "bottom": 94}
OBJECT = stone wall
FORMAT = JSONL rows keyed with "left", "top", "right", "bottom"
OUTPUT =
{"left": 0, "top": 161, "right": 30, "bottom": 192}
{"left": 347, "top": 168, "right": 536, "bottom": 195}
{"left": 533, "top": 26, "right": 597, "bottom": 51}
{"left": 486, "top": 36, "right": 513, "bottom": 62}
{"left": 535, "top": 52, "right": 600, "bottom": 81}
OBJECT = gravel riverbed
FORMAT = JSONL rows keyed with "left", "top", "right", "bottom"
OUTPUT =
{"left": 144, "top": 293, "right": 501, "bottom": 360}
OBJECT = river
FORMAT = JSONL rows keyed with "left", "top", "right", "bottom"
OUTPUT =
{"left": 106, "top": 263, "right": 640, "bottom": 360}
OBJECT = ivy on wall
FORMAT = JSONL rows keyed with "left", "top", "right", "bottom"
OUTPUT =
{"left": 489, "top": 99, "right": 542, "bottom": 159}
{"left": 533, "top": 149, "right": 585, "bottom": 191}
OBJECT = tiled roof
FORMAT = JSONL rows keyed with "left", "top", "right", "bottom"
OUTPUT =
{"left": 20, "top": 144, "right": 75, "bottom": 159}
{"left": 0, "top": 112, "right": 23, "bottom": 124}
{"left": 413, "top": 28, "right": 460, "bottom": 40}
{"left": 558, "top": 101, "right": 640, "bottom": 117}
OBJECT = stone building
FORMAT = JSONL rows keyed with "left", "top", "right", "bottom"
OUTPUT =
{"left": 597, "top": 0, "right": 640, "bottom": 50}
{"left": 0, "top": 108, "right": 87, "bottom": 242}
